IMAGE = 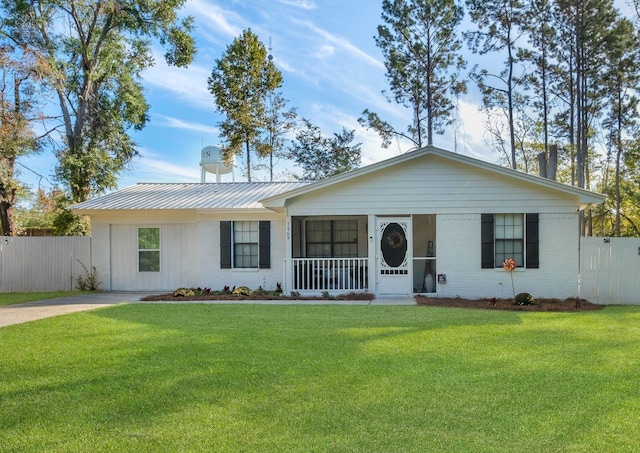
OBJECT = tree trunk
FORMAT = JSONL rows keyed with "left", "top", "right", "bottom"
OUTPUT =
{"left": 245, "top": 140, "right": 251, "bottom": 182}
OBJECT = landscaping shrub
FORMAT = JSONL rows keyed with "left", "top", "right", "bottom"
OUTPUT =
{"left": 515, "top": 292, "right": 535, "bottom": 305}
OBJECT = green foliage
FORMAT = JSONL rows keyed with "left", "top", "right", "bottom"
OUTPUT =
{"left": 287, "top": 118, "right": 361, "bottom": 180}
{"left": 75, "top": 260, "right": 100, "bottom": 291}
{"left": 515, "top": 292, "right": 535, "bottom": 305}
{"left": 208, "top": 29, "right": 283, "bottom": 181}
{"left": 0, "top": 0, "right": 196, "bottom": 203}
{"left": 361, "top": 0, "right": 466, "bottom": 149}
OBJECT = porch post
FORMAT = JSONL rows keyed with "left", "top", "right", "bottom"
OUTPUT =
{"left": 285, "top": 215, "right": 293, "bottom": 294}
{"left": 367, "top": 214, "right": 376, "bottom": 295}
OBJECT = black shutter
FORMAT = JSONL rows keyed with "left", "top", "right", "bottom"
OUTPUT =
{"left": 259, "top": 221, "right": 271, "bottom": 269}
{"left": 481, "top": 214, "right": 495, "bottom": 268}
{"left": 220, "top": 221, "right": 231, "bottom": 269}
{"left": 526, "top": 214, "right": 539, "bottom": 268}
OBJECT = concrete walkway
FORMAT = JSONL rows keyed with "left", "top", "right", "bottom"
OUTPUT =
{"left": 0, "top": 293, "right": 417, "bottom": 327}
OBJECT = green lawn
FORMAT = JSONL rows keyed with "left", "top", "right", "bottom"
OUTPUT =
{"left": 1, "top": 304, "right": 639, "bottom": 452}
{"left": 0, "top": 291, "right": 80, "bottom": 306}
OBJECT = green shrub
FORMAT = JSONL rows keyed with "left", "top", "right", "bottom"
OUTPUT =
{"left": 515, "top": 292, "right": 535, "bottom": 305}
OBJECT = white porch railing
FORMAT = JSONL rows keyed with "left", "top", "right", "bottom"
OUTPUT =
{"left": 291, "top": 258, "right": 369, "bottom": 292}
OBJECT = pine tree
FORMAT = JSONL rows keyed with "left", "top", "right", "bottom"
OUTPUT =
{"left": 208, "top": 29, "right": 283, "bottom": 181}
{"left": 360, "top": 0, "right": 466, "bottom": 150}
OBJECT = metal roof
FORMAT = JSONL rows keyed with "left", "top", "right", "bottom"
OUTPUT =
{"left": 70, "top": 182, "right": 310, "bottom": 211}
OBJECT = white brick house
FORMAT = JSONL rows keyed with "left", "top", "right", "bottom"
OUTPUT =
{"left": 72, "top": 146, "right": 605, "bottom": 299}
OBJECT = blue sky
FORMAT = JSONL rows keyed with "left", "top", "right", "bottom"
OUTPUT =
{"left": 19, "top": 0, "right": 498, "bottom": 192}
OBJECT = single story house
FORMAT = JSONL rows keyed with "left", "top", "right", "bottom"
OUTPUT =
{"left": 71, "top": 145, "right": 605, "bottom": 299}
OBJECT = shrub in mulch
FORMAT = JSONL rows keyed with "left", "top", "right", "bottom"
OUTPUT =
{"left": 141, "top": 291, "right": 375, "bottom": 302}
{"left": 415, "top": 296, "right": 604, "bottom": 312}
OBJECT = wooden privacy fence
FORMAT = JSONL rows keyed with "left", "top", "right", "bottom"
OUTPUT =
{"left": 580, "top": 237, "right": 640, "bottom": 305}
{"left": 0, "top": 237, "right": 91, "bottom": 292}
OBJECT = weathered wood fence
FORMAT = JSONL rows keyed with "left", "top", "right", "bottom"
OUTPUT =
{"left": 580, "top": 237, "right": 640, "bottom": 305}
{"left": 0, "top": 237, "right": 91, "bottom": 292}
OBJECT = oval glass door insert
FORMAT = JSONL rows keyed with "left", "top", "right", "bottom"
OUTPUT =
{"left": 381, "top": 222, "right": 407, "bottom": 267}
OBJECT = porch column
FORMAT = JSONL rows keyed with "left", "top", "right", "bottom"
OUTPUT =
{"left": 367, "top": 214, "right": 376, "bottom": 295}
{"left": 284, "top": 215, "right": 293, "bottom": 294}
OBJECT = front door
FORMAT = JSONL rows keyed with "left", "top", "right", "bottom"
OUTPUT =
{"left": 377, "top": 217, "right": 412, "bottom": 295}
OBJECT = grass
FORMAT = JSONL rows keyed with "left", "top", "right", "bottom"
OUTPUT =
{"left": 1, "top": 304, "right": 640, "bottom": 452}
{"left": 0, "top": 291, "right": 80, "bottom": 306}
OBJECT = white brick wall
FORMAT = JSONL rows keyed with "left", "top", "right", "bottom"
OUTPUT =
{"left": 435, "top": 213, "right": 580, "bottom": 299}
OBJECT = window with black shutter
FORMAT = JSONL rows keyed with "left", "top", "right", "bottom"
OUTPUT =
{"left": 481, "top": 214, "right": 539, "bottom": 269}
{"left": 220, "top": 221, "right": 270, "bottom": 269}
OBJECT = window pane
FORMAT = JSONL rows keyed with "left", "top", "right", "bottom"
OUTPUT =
{"left": 138, "top": 228, "right": 160, "bottom": 249}
{"left": 139, "top": 251, "right": 160, "bottom": 272}
{"left": 233, "top": 221, "right": 259, "bottom": 268}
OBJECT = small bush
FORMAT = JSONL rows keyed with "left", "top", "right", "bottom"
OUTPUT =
{"left": 515, "top": 292, "right": 535, "bottom": 305}
{"left": 76, "top": 260, "right": 100, "bottom": 291}
{"left": 173, "top": 288, "right": 195, "bottom": 297}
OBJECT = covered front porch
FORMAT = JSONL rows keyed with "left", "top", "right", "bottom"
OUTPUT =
{"left": 284, "top": 215, "right": 437, "bottom": 296}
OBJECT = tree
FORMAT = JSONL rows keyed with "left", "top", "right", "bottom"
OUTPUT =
{"left": 360, "top": 0, "right": 466, "bottom": 150}
{"left": 0, "top": 45, "right": 41, "bottom": 235}
{"left": 601, "top": 18, "right": 640, "bottom": 236}
{"left": 208, "top": 29, "right": 283, "bottom": 181}
{"left": 0, "top": 0, "right": 196, "bottom": 203}
{"left": 261, "top": 92, "right": 297, "bottom": 181}
{"left": 465, "top": 0, "right": 526, "bottom": 169}
{"left": 519, "top": 0, "right": 558, "bottom": 174}
{"left": 288, "top": 119, "right": 361, "bottom": 181}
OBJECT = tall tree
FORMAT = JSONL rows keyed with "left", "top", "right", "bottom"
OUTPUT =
{"left": 360, "top": 0, "right": 466, "bottom": 150}
{"left": 601, "top": 18, "right": 640, "bottom": 236}
{"left": 0, "top": 45, "right": 41, "bottom": 235}
{"left": 0, "top": 0, "right": 196, "bottom": 203}
{"left": 519, "top": 0, "right": 557, "bottom": 172}
{"left": 208, "top": 29, "right": 283, "bottom": 181}
{"left": 465, "top": 0, "right": 525, "bottom": 169}
{"left": 260, "top": 92, "right": 296, "bottom": 181}
{"left": 288, "top": 119, "right": 361, "bottom": 181}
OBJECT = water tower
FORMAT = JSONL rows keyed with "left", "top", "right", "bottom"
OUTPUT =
{"left": 200, "top": 145, "right": 234, "bottom": 183}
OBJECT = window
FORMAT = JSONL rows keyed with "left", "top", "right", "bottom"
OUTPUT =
{"left": 495, "top": 214, "right": 524, "bottom": 266}
{"left": 481, "top": 214, "right": 539, "bottom": 269}
{"left": 220, "top": 221, "right": 270, "bottom": 269}
{"left": 138, "top": 227, "right": 160, "bottom": 272}
{"left": 234, "top": 221, "right": 259, "bottom": 268}
{"left": 306, "top": 219, "right": 358, "bottom": 258}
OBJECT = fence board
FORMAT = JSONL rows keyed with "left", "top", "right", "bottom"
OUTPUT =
{"left": 580, "top": 237, "right": 640, "bottom": 305}
{"left": 0, "top": 237, "right": 91, "bottom": 292}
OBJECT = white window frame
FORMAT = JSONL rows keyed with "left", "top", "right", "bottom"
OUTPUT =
{"left": 138, "top": 227, "right": 161, "bottom": 272}
{"left": 233, "top": 221, "right": 259, "bottom": 269}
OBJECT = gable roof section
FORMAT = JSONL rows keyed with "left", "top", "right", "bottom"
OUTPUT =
{"left": 71, "top": 181, "right": 309, "bottom": 213}
{"left": 260, "top": 145, "right": 606, "bottom": 209}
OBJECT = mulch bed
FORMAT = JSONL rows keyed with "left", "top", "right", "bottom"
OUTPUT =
{"left": 415, "top": 296, "right": 604, "bottom": 312}
{"left": 141, "top": 292, "right": 603, "bottom": 311}
{"left": 141, "top": 292, "right": 375, "bottom": 302}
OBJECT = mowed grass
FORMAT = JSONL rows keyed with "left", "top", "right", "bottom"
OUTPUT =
{"left": 0, "top": 291, "right": 80, "bottom": 306}
{"left": 1, "top": 304, "right": 640, "bottom": 452}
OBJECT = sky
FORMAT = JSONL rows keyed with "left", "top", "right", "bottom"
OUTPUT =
{"left": 18, "top": 0, "right": 508, "bottom": 193}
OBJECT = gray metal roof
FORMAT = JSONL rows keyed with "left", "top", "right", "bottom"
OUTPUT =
{"left": 70, "top": 182, "right": 310, "bottom": 211}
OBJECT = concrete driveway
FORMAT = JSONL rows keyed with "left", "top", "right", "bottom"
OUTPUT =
{"left": 0, "top": 292, "right": 152, "bottom": 328}
{"left": 0, "top": 292, "right": 417, "bottom": 328}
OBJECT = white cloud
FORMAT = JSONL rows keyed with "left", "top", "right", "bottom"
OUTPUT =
{"left": 132, "top": 149, "right": 202, "bottom": 183}
{"left": 142, "top": 56, "right": 213, "bottom": 110}
{"left": 294, "top": 19, "right": 384, "bottom": 69}
{"left": 185, "top": 0, "right": 243, "bottom": 39}
{"left": 154, "top": 114, "right": 219, "bottom": 135}
{"left": 315, "top": 45, "right": 335, "bottom": 60}
{"left": 275, "top": 0, "right": 316, "bottom": 9}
